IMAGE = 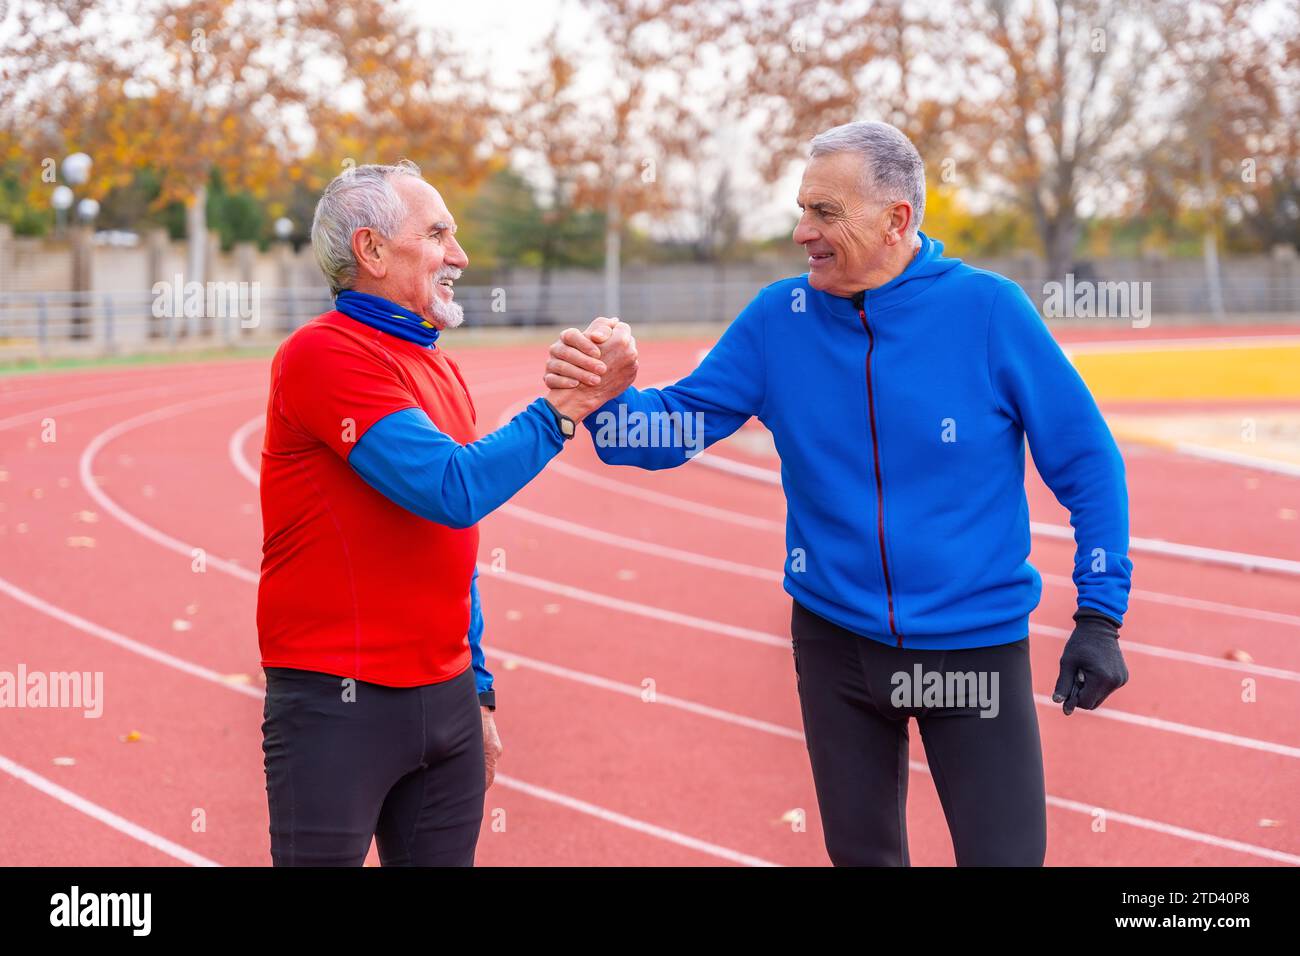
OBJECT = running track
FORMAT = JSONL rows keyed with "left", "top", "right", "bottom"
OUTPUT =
{"left": 0, "top": 328, "right": 1297, "bottom": 866}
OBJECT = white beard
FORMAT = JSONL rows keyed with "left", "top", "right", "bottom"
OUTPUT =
{"left": 430, "top": 292, "right": 464, "bottom": 329}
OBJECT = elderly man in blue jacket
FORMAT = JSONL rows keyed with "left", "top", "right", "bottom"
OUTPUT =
{"left": 545, "top": 120, "right": 1132, "bottom": 866}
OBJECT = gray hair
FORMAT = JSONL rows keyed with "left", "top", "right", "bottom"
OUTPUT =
{"left": 311, "top": 160, "right": 424, "bottom": 296}
{"left": 809, "top": 121, "right": 925, "bottom": 238}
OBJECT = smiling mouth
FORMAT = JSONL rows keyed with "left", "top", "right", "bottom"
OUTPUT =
{"left": 436, "top": 278, "right": 455, "bottom": 296}
{"left": 808, "top": 251, "right": 834, "bottom": 266}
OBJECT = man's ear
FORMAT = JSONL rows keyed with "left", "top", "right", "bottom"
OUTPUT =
{"left": 351, "top": 227, "right": 387, "bottom": 281}
{"left": 883, "top": 201, "right": 913, "bottom": 246}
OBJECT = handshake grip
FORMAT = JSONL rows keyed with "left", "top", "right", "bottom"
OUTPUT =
{"left": 543, "top": 316, "right": 639, "bottom": 423}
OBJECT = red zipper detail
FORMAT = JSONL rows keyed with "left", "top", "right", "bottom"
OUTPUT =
{"left": 858, "top": 304, "right": 902, "bottom": 647}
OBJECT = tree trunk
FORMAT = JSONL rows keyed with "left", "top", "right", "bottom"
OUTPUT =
{"left": 1200, "top": 141, "right": 1227, "bottom": 321}
{"left": 185, "top": 182, "right": 207, "bottom": 339}
{"left": 1044, "top": 213, "right": 1078, "bottom": 287}
{"left": 538, "top": 230, "right": 555, "bottom": 327}
{"left": 603, "top": 191, "right": 621, "bottom": 318}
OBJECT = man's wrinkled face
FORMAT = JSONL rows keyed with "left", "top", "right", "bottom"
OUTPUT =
{"left": 379, "top": 176, "right": 470, "bottom": 329}
{"left": 792, "top": 152, "right": 891, "bottom": 297}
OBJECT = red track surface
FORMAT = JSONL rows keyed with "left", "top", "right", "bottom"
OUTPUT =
{"left": 0, "top": 328, "right": 1297, "bottom": 867}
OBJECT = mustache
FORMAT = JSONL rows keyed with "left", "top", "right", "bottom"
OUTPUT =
{"left": 434, "top": 265, "right": 463, "bottom": 282}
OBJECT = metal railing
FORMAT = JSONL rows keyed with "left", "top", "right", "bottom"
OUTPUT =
{"left": 2, "top": 275, "right": 1298, "bottom": 359}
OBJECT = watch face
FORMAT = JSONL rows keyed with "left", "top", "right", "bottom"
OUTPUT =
{"left": 561, "top": 418, "right": 576, "bottom": 437}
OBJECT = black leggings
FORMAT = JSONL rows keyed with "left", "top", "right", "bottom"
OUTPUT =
{"left": 261, "top": 664, "right": 484, "bottom": 866}
{"left": 791, "top": 600, "right": 1047, "bottom": 866}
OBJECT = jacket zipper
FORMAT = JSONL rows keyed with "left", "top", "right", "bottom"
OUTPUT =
{"left": 855, "top": 294, "right": 902, "bottom": 647}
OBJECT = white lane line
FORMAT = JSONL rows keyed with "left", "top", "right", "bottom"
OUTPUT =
{"left": 1029, "top": 621, "right": 1300, "bottom": 683}
{"left": 1041, "top": 793, "right": 1300, "bottom": 866}
{"left": 1032, "top": 697, "right": 1300, "bottom": 759}
{"left": 228, "top": 416, "right": 263, "bottom": 486}
{"left": 551, "top": 459, "right": 786, "bottom": 531}
{"left": 488, "top": 646, "right": 1300, "bottom": 866}
{"left": 0, "top": 574, "right": 263, "bottom": 700}
{"left": 1040, "top": 572, "right": 1300, "bottom": 629}
{"left": 1028, "top": 521, "right": 1300, "bottom": 577}
{"left": 0, "top": 751, "right": 222, "bottom": 867}
{"left": 73, "top": 389, "right": 776, "bottom": 867}
{"left": 493, "top": 775, "right": 778, "bottom": 867}
{"left": 480, "top": 564, "right": 790, "bottom": 648}
{"left": 488, "top": 646, "right": 804, "bottom": 740}
{"left": 1162, "top": 443, "right": 1300, "bottom": 480}
{"left": 79, "top": 389, "right": 265, "bottom": 583}
{"left": 499, "top": 504, "right": 783, "bottom": 582}
{"left": 0, "top": 375, "right": 254, "bottom": 433}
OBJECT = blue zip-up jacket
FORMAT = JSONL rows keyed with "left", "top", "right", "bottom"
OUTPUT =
{"left": 585, "top": 233, "right": 1132, "bottom": 649}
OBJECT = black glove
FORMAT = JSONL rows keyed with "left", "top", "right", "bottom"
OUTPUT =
{"left": 1052, "top": 608, "right": 1129, "bottom": 715}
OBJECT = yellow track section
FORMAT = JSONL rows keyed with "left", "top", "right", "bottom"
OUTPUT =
{"left": 1069, "top": 341, "right": 1300, "bottom": 402}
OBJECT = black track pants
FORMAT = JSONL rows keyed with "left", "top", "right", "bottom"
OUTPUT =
{"left": 791, "top": 599, "right": 1047, "bottom": 867}
{"left": 261, "top": 664, "right": 484, "bottom": 866}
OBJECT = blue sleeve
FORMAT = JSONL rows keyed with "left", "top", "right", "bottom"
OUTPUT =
{"left": 582, "top": 292, "right": 767, "bottom": 469}
{"left": 987, "top": 280, "right": 1133, "bottom": 624}
{"left": 347, "top": 398, "right": 565, "bottom": 529}
{"left": 467, "top": 567, "right": 494, "bottom": 708}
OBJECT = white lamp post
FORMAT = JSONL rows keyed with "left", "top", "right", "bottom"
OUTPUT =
{"left": 62, "top": 152, "right": 92, "bottom": 186}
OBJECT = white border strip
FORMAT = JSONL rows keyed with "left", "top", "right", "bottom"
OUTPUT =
{"left": 1063, "top": 334, "right": 1300, "bottom": 355}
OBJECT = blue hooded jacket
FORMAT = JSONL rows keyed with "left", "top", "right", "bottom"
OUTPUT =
{"left": 585, "top": 233, "right": 1132, "bottom": 649}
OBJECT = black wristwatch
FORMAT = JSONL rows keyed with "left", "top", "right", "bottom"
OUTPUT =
{"left": 542, "top": 397, "right": 576, "bottom": 440}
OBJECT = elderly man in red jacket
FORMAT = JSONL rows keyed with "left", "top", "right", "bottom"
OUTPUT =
{"left": 257, "top": 159, "right": 636, "bottom": 866}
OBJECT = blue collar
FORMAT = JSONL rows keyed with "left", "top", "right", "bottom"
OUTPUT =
{"left": 334, "top": 290, "right": 440, "bottom": 348}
